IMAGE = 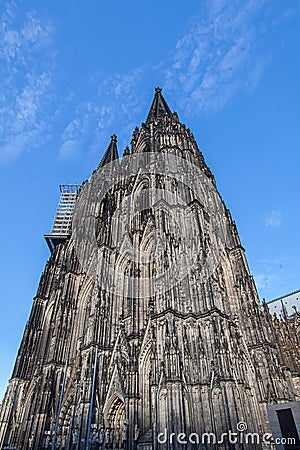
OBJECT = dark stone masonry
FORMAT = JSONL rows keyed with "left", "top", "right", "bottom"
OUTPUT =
{"left": 1, "top": 89, "right": 299, "bottom": 449}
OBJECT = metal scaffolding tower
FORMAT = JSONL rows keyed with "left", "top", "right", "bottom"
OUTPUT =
{"left": 44, "top": 184, "right": 81, "bottom": 252}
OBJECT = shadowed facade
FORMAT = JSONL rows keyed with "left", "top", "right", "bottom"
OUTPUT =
{"left": 0, "top": 89, "right": 299, "bottom": 450}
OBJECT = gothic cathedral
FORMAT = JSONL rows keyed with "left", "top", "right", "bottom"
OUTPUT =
{"left": 0, "top": 89, "right": 299, "bottom": 449}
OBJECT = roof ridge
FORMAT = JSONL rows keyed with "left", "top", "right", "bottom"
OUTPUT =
{"left": 267, "top": 288, "right": 300, "bottom": 304}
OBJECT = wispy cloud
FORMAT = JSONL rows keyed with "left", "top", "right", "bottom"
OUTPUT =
{"left": 255, "top": 273, "right": 277, "bottom": 292}
{"left": 1, "top": 0, "right": 297, "bottom": 164}
{"left": 61, "top": 0, "right": 297, "bottom": 158}
{"left": 93, "top": 69, "right": 145, "bottom": 149}
{"left": 253, "top": 254, "right": 292, "bottom": 300}
{"left": 163, "top": 0, "right": 274, "bottom": 114}
{"left": 59, "top": 69, "right": 145, "bottom": 160}
{"left": 262, "top": 210, "right": 283, "bottom": 228}
{"left": 0, "top": 1, "right": 55, "bottom": 164}
{"left": 59, "top": 104, "right": 92, "bottom": 161}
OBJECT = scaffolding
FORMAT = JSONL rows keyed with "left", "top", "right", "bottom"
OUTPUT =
{"left": 44, "top": 184, "right": 81, "bottom": 252}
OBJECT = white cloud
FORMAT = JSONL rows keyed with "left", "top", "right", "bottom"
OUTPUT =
{"left": 263, "top": 210, "right": 283, "bottom": 228}
{"left": 59, "top": 140, "right": 80, "bottom": 161}
{"left": 56, "top": 0, "right": 298, "bottom": 163}
{"left": 0, "top": 1, "right": 55, "bottom": 164}
{"left": 163, "top": 0, "right": 274, "bottom": 114}
{"left": 70, "top": 0, "right": 296, "bottom": 150}
{"left": 0, "top": 72, "right": 53, "bottom": 164}
{"left": 57, "top": 68, "right": 145, "bottom": 160}
{"left": 253, "top": 254, "right": 293, "bottom": 300}
{"left": 0, "top": 2, "right": 54, "bottom": 64}
{"left": 0, "top": 0, "right": 297, "bottom": 165}
{"left": 62, "top": 118, "right": 84, "bottom": 142}
{"left": 59, "top": 110, "right": 90, "bottom": 161}
{"left": 254, "top": 273, "right": 276, "bottom": 291}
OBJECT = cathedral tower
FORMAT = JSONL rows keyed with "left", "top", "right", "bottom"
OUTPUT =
{"left": 0, "top": 89, "right": 299, "bottom": 449}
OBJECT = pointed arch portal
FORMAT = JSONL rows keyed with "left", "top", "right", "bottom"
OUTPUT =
{"left": 104, "top": 395, "right": 125, "bottom": 449}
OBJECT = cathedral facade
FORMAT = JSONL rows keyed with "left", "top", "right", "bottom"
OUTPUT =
{"left": 0, "top": 89, "right": 299, "bottom": 449}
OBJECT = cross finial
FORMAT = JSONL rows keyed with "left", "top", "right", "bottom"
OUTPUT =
{"left": 111, "top": 134, "right": 117, "bottom": 142}
{"left": 155, "top": 87, "right": 162, "bottom": 94}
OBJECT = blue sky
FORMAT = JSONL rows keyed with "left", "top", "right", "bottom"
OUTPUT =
{"left": 0, "top": 0, "right": 300, "bottom": 400}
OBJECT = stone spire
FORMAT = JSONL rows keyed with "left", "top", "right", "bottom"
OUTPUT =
{"left": 146, "top": 87, "right": 172, "bottom": 124}
{"left": 98, "top": 134, "right": 119, "bottom": 168}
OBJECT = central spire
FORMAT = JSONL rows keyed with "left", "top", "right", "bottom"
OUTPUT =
{"left": 146, "top": 87, "right": 172, "bottom": 124}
